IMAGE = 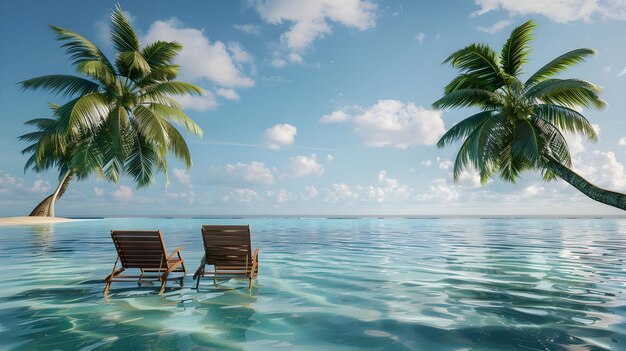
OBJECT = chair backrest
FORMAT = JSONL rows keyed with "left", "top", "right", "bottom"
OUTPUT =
{"left": 111, "top": 230, "right": 168, "bottom": 269}
{"left": 201, "top": 225, "right": 252, "bottom": 267}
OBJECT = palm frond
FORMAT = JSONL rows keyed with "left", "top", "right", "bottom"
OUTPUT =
{"left": 444, "top": 43, "right": 505, "bottom": 91}
{"left": 20, "top": 75, "right": 100, "bottom": 98}
{"left": 534, "top": 104, "right": 598, "bottom": 141}
{"left": 511, "top": 119, "right": 541, "bottom": 166}
{"left": 110, "top": 4, "right": 139, "bottom": 53}
{"left": 54, "top": 93, "right": 110, "bottom": 133}
{"left": 116, "top": 51, "right": 151, "bottom": 78}
{"left": 527, "top": 78, "right": 606, "bottom": 109}
{"left": 148, "top": 103, "right": 203, "bottom": 136}
{"left": 107, "top": 105, "right": 130, "bottom": 161}
{"left": 526, "top": 49, "right": 596, "bottom": 87}
{"left": 474, "top": 113, "right": 507, "bottom": 184}
{"left": 125, "top": 133, "right": 157, "bottom": 188}
{"left": 534, "top": 117, "right": 572, "bottom": 168}
{"left": 142, "top": 41, "right": 182, "bottom": 68}
{"left": 139, "top": 65, "right": 180, "bottom": 85}
{"left": 140, "top": 94, "right": 183, "bottom": 110}
{"left": 162, "top": 121, "right": 192, "bottom": 168}
{"left": 133, "top": 105, "right": 169, "bottom": 151}
{"left": 433, "top": 88, "right": 504, "bottom": 110}
{"left": 142, "top": 81, "right": 205, "bottom": 97}
{"left": 75, "top": 60, "right": 116, "bottom": 86}
{"left": 437, "top": 110, "right": 496, "bottom": 148}
{"left": 500, "top": 20, "right": 535, "bottom": 77}
{"left": 444, "top": 73, "right": 493, "bottom": 93}
{"left": 50, "top": 25, "right": 115, "bottom": 74}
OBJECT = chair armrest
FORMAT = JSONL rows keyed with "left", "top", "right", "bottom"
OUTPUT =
{"left": 166, "top": 246, "right": 185, "bottom": 260}
{"left": 252, "top": 248, "right": 260, "bottom": 263}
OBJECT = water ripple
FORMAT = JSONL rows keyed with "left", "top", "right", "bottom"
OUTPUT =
{"left": 0, "top": 218, "right": 624, "bottom": 350}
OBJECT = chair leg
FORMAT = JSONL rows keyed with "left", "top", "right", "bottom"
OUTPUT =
{"left": 104, "top": 280, "right": 112, "bottom": 293}
{"left": 159, "top": 273, "right": 169, "bottom": 294}
{"left": 193, "top": 263, "right": 204, "bottom": 289}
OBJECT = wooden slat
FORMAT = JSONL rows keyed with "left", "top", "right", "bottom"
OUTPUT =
{"left": 198, "top": 225, "right": 257, "bottom": 283}
{"left": 111, "top": 230, "right": 169, "bottom": 269}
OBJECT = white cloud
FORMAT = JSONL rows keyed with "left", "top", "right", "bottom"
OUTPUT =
{"left": 471, "top": 0, "right": 626, "bottom": 22}
{"left": 252, "top": 0, "right": 377, "bottom": 65}
{"left": 320, "top": 110, "right": 350, "bottom": 123}
{"left": 216, "top": 88, "right": 240, "bottom": 101}
{"left": 227, "top": 42, "right": 254, "bottom": 64}
{"left": 233, "top": 23, "right": 261, "bottom": 35}
{"left": 222, "top": 188, "right": 260, "bottom": 203}
{"left": 415, "top": 32, "right": 426, "bottom": 44}
{"left": 271, "top": 58, "right": 287, "bottom": 68}
{"left": 437, "top": 157, "right": 453, "bottom": 170}
{"left": 619, "top": 137, "right": 626, "bottom": 146}
{"left": 93, "top": 187, "right": 104, "bottom": 196}
{"left": 618, "top": 67, "right": 626, "bottom": 77}
{"left": 0, "top": 173, "right": 21, "bottom": 194}
{"left": 264, "top": 123, "right": 297, "bottom": 149}
{"left": 326, "top": 154, "right": 334, "bottom": 162}
{"left": 457, "top": 170, "right": 483, "bottom": 188}
{"left": 173, "top": 168, "right": 192, "bottom": 187}
{"left": 144, "top": 19, "right": 254, "bottom": 88}
{"left": 347, "top": 99, "right": 445, "bottom": 148}
{"left": 366, "top": 170, "right": 409, "bottom": 203}
{"left": 29, "top": 179, "right": 51, "bottom": 193}
{"left": 476, "top": 19, "right": 513, "bottom": 33}
{"left": 424, "top": 178, "right": 459, "bottom": 201}
{"left": 422, "top": 160, "right": 432, "bottom": 167}
{"left": 225, "top": 161, "right": 275, "bottom": 184}
{"left": 288, "top": 154, "right": 325, "bottom": 177}
{"left": 326, "top": 182, "right": 354, "bottom": 202}
{"left": 288, "top": 53, "right": 303, "bottom": 63}
{"left": 301, "top": 185, "right": 319, "bottom": 200}
{"left": 523, "top": 184, "right": 545, "bottom": 197}
{"left": 164, "top": 190, "right": 195, "bottom": 204}
{"left": 176, "top": 92, "right": 218, "bottom": 112}
{"left": 113, "top": 186, "right": 134, "bottom": 201}
{"left": 267, "top": 189, "right": 292, "bottom": 203}
{"left": 574, "top": 150, "right": 626, "bottom": 190}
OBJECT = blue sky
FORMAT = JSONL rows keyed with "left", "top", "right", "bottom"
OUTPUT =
{"left": 1, "top": 0, "right": 626, "bottom": 216}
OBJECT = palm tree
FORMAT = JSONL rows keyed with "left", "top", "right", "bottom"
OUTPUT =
{"left": 433, "top": 20, "right": 625, "bottom": 211}
{"left": 20, "top": 4, "right": 204, "bottom": 217}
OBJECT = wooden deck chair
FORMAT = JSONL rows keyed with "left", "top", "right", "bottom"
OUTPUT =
{"left": 104, "top": 230, "right": 186, "bottom": 293}
{"left": 192, "top": 225, "right": 259, "bottom": 289}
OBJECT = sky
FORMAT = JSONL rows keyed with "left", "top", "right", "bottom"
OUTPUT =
{"left": 1, "top": 0, "right": 626, "bottom": 217}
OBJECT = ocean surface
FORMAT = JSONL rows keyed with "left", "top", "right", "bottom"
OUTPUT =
{"left": 0, "top": 217, "right": 624, "bottom": 350}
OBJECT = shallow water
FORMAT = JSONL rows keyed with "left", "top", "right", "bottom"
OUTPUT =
{"left": 0, "top": 217, "right": 624, "bottom": 350}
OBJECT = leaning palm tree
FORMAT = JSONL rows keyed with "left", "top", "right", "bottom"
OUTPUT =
{"left": 19, "top": 105, "right": 102, "bottom": 217}
{"left": 20, "top": 4, "right": 204, "bottom": 217}
{"left": 434, "top": 20, "right": 625, "bottom": 211}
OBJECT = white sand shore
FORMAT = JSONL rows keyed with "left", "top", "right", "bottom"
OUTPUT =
{"left": 0, "top": 216, "right": 78, "bottom": 226}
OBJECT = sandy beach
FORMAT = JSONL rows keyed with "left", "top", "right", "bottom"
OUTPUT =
{"left": 0, "top": 216, "right": 78, "bottom": 226}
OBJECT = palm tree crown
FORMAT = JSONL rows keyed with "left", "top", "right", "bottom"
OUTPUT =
{"left": 20, "top": 4, "right": 204, "bottom": 188}
{"left": 433, "top": 20, "right": 604, "bottom": 185}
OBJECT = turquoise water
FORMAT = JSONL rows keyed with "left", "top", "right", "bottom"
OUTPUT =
{"left": 0, "top": 218, "right": 624, "bottom": 350}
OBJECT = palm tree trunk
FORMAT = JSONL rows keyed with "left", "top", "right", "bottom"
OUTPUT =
{"left": 546, "top": 156, "right": 626, "bottom": 211}
{"left": 29, "top": 171, "right": 74, "bottom": 217}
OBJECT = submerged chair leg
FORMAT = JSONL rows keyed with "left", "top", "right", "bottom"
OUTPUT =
{"left": 104, "top": 280, "right": 112, "bottom": 293}
{"left": 159, "top": 273, "right": 169, "bottom": 294}
{"left": 103, "top": 256, "right": 120, "bottom": 293}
